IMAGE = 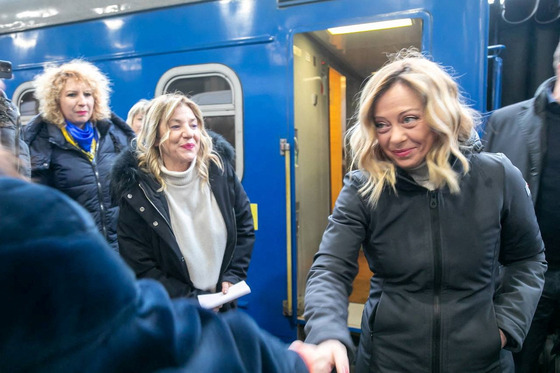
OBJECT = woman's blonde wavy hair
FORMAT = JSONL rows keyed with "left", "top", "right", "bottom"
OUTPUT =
{"left": 348, "top": 49, "right": 477, "bottom": 207}
{"left": 136, "top": 93, "right": 222, "bottom": 190}
{"left": 33, "top": 59, "right": 111, "bottom": 128}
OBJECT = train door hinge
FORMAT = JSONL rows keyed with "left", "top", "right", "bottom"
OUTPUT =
{"left": 283, "top": 296, "right": 304, "bottom": 317}
{"left": 280, "top": 138, "right": 290, "bottom": 156}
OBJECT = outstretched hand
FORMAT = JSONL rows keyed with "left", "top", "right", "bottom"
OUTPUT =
{"left": 289, "top": 339, "right": 349, "bottom": 373}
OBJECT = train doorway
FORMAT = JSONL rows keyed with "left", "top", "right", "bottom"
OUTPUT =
{"left": 292, "top": 18, "right": 423, "bottom": 330}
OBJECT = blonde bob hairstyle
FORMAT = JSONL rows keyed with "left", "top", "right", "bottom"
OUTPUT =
{"left": 136, "top": 93, "right": 222, "bottom": 190}
{"left": 348, "top": 50, "right": 477, "bottom": 207}
{"left": 33, "top": 59, "right": 111, "bottom": 129}
{"left": 126, "top": 99, "right": 149, "bottom": 127}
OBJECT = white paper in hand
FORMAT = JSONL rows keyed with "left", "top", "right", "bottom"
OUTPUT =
{"left": 197, "top": 281, "right": 251, "bottom": 309}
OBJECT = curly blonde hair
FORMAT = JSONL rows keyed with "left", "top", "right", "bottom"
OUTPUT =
{"left": 348, "top": 49, "right": 478, "bottom": 207}
{"left": 33, "top": 59, "right": 111, "bottom": 128}
{"left": 137, "top": 93, "right": 222, "bottom": 190}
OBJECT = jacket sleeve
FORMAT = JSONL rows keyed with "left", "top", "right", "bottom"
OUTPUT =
{"left": 21, "top": 125, "right": 53, "bottom": 186}
{"left": 112, "top": 280, "right": 309, "bottom": 373}
{"left": 117, "top": 200, "right": 200, "bottom": 299}
{"left": 494, "top": 155, "right": 547, "bottom": 352}
{"left": 221, "top": 164, "right": 255, "bottom": 285}
{"left": 303, "top": 172, "right": 367, "bottom": 358}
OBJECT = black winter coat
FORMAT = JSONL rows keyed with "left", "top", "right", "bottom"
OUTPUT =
{"left": 23, "top": 113, "right": 135, "bottom": 250}
{"left": 110, "top": 133, "right": 255, "bottom": 307}
{"left": 483, "top": 77, "right": 555, "bottom": 204}
{"left": 304, "top": 150, "right": 546, "bottom": 373}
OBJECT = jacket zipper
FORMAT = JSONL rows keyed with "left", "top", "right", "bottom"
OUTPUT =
{"left": 50, "top": 137, "right": 109, "bottom": 240}
{"left": 89, "top": 138, "right": 108, "bottom": 240}
{"left": 91, "top": 159, "right": 108, "bottom": 239}
{"left": 138, "top": 182, "right": 173, "bottom": 230}
{"left": 430, "top": 190, "right": 442, "bottom": 373}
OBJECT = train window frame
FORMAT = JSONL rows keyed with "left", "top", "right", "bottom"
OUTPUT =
{"left": 12, "top": 81, "right": 39, "bottom": 125}
{"left": 155, "top": 63, "right": 244, "bottom": 180}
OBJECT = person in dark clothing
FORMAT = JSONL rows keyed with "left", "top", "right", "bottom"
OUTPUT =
{"left": 0, "top": 174, "right": 342, "bottom": 373}
{"left": 303, "top": 50, "right": 547, "bottom": 373}
{"left": 483, "top": 40, "right": 560, "bottom": 372}
{"left": 0, "top": 85, "right": 30, "bottom": 177}
{"left": 111, "top": 93, "right": 254, "bottom": 309}
{"left": 23, "top": 60, "right": 135, "bottom": 251}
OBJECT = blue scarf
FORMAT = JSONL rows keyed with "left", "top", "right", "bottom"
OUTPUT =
{"left": 64, "top": 120, "right": 98, "bottom": 152}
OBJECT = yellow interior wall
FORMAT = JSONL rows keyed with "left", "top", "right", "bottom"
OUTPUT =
{"left": 329, "top": 68, "right": 344, "bottom": 211}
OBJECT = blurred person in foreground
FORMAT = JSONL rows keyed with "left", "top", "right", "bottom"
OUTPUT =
{"left": 0, "top": 152, "right": 342, "bottom": 373}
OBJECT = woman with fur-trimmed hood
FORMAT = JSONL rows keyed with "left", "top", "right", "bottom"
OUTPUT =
{"left": 23, "top": 60, "right": 135, "bottom": 251}
{"left": 111, "top": 93, "right": 254, "bottom": 309}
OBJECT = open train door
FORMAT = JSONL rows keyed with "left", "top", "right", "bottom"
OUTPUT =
{"left": 291, "top": 17, "right": 423, "bottom": 335}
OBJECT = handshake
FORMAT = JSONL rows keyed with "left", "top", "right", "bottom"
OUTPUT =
{"left": 289, "top": 339, "right": 349, "bottom": 373}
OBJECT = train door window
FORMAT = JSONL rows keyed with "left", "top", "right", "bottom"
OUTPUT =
{"left": 12, "top": 82, "right": 39, "bottom": 125}
{"left": 155, "top": 64, "right": 243, "bottom": 179}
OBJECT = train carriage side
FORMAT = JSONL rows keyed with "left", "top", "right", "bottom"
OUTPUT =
{"left": 0, "top": 0, "right": 489, "bottom": 342}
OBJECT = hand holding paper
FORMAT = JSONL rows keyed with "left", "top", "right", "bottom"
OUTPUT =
{"left": 198, "top": 281, "right": 251, "bottom": 309}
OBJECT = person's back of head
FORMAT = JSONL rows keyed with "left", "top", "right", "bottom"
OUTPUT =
{"left": 0, "top": 176, "right": 139, "bottom": 371}
{"left": 0, "top": 175, "right": 311, "bottom": 373}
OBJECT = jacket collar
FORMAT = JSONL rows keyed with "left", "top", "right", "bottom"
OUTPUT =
{"left": 533, "top": 77, "right": 557, "bottom": 115}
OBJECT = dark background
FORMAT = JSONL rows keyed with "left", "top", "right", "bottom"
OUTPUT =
{"left": 488, "top": 0, "right": 560, "bottom": 110}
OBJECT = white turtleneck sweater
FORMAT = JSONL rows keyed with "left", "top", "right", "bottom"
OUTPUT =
{"left": 161, "top": 161, "right": 227, "bottom": 292}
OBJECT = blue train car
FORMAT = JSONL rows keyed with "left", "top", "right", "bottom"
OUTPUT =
{"left": 0, "top": 0, "right": 489, "bottom": 341}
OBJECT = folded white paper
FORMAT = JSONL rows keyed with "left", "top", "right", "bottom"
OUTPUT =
{"left": 197, "top": 281, "right": 251, "bottom": 309}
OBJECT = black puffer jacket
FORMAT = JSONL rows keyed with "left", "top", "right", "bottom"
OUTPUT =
{"left": 110, "top": 132, "right": 254, "bottom": 307}
{"left": 23, "top": 113, "right": 135, "bottom": 250}
{"left": 304, "top": 146, "right": 546, "bottom": 372}
{"left": 483, "top": 77, "right": 555, "bottom": 204}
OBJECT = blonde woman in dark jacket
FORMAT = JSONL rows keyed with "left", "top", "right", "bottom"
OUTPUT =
{"left": 111, "top": 93, "right": 254, "bottom": 309}
{"left": 303, "top": 51, "right": 547, "bottom": 373}
{"left": 23, "top": 60, "right": 135, "bottom": 251}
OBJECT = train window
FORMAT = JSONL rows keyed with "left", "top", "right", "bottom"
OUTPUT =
{"left": 12, "top": 82, "right": 39, "bottom": 125}
{"left": 204, "top": 115, "right": 235, "bottom": 150}
{"left": 166, "top": 77, "right": 232, "bottom": 104}
{"left": 155, "top": 64, "right": 244, "bottom": 179}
